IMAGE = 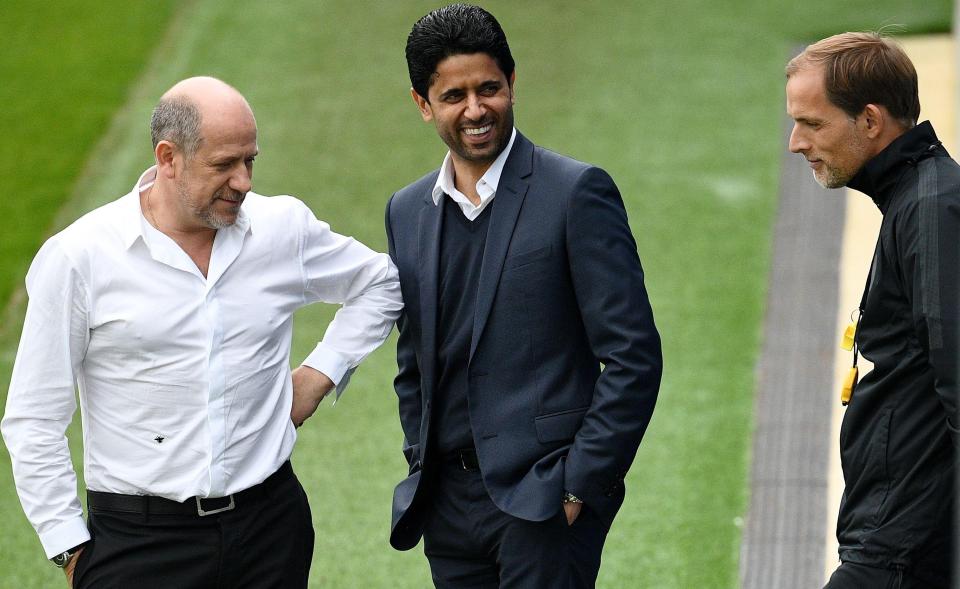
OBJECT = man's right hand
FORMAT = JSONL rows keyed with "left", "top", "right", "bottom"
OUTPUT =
{"left": 291, "top": 366, "right": 335, "bottom": 427}
{"left": 64, "top": 546, "right": 84, "bottom": 588}
{"left": 563, "top": 501, "right": 582, "bottom": 526}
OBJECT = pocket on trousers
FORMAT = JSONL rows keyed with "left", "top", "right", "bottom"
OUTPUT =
{"left": 71, "top": 540, "right": 95, "bottom": 589}
{"left": 535, "top": 407, "right": 589, "bottom": 443}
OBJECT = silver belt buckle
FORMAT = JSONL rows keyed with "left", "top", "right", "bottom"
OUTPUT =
{"left": 196, "top": 495, "right": 235, "bottom": 516}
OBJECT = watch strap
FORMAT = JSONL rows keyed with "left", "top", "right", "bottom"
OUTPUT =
{"left": 50, "top": 544, "right": 84, "bottom": 568}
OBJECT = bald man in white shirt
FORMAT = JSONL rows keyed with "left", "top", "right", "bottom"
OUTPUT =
{"left": 1, "top": 77, "right": 402, "bottom": 588}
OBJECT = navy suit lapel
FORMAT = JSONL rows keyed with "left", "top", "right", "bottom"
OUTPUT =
{"left": 470, "top": 133, "right": 534, "bottom": 360}
{"left": 418, "top": 191, "right": 444, "bottom": 402}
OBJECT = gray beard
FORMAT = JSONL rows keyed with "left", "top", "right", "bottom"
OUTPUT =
{"left": 177, "top": 183, "right": 238, "bottom": 229}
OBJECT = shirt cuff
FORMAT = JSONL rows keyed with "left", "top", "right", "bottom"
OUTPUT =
{"left": 301, "top": 343, "right": 353, "bottom": 402}
{"left": 39, "top": 517, "right": 90, "bottom": 559}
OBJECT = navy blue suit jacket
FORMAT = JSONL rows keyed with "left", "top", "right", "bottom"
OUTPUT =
{"left": 385, "top": 132, "right": 662, "bottom": 550}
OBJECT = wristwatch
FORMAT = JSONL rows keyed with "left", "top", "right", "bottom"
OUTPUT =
{"left": 51, "top": 544, "right": 85, "bottom": 568}
{"left": 563, "top": 492, "right": 584, "bottom": 504}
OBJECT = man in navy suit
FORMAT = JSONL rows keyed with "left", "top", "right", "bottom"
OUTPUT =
{"left": 385, "top": 5, "right": 662, "bottom": 587}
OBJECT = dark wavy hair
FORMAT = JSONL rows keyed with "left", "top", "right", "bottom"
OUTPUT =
{"left": 406, "top": 4, "right": 515, "bottom": 101}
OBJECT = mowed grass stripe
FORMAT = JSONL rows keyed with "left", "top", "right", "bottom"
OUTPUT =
{"left": 0, "top": 0, "right": 182, "bottom": 314}
{"left": 0, "top": 1, "right": 953, "bottom": 588}
{"left": 0, "top": 2, "right": 182, "bottom": 587}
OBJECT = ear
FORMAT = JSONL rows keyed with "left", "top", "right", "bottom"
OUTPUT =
{"left": 509, "top": 70, "right": 516, "bottom": 105}
{"left": 411, "top": 88, "right": 433, "bottom": 122}
{"left": 861, "top": 104, "right": 885, "bottom": 139}
{"left": 155, "top": 141, "right": 179, "bottom": 179}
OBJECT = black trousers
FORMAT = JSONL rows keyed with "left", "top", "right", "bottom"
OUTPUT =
{"left": 421, "top": 463, "right": 609, "bottom": 589}
{"left": 824, "top": 562, "right": 948, "bottom": 589}
{"left": 73, "top": 462, "right": 314, "bottom": 589}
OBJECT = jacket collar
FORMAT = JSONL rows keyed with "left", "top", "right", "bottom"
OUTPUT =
{"left": 416, "top": 130, "right": 535, "bottom": 373}
{"left": 847, "top": 121, "right": 944, "bottom": 212}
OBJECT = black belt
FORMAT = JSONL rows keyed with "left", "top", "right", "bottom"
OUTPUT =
{"left": 87, "top": 461, "right": 293, "bottom": 517}
{"left": 444, "top": 448, "right": 480, "bottom": 471}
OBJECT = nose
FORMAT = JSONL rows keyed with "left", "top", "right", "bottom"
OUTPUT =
{"left": 230, "top": 162, "right": 252, "bottom": 194}
{"left": 788, "top": 123, "right": 808, "bottom": 154}
{"left": 464, "top": 93, "right": 485, "bottom": 121}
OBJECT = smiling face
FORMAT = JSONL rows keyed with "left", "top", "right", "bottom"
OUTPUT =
{"left": 786, "top": 66, "right": 871, "bottom": 189}
{"left": 174, "top": 102, "right": 258, "bottom": 230}
{"left": 413, "top": 52, "right": 515, "bottom": 178}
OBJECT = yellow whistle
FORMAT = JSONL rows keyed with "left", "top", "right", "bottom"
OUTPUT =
{"left": 841, "top": 322, "right": 857, "bottom": 351}
{"left": 841, "top": 366, "right": 858, "bottom": 405}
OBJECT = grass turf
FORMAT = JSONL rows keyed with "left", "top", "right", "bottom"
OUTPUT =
{"left": 0, "top": 1, "right": 953, "bottom": 587}
{"left": 0, "top": 3, "right": 181, "bottom": 586}
{"left": 0, "top": 0, "right": 182, "bottom": 317}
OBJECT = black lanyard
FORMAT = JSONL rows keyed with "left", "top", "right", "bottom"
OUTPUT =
{"left": 845, "top": 238, "right": 880, "bottom": 405}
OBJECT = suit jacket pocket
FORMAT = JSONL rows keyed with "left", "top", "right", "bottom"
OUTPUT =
{"left": 535, "top": 406, "right": 589, "bottom": 443}
{"left": 505, "top": 245, "right": 552, "bottom": 269}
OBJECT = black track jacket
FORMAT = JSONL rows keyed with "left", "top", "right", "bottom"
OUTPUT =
{"left": 839, "top": 121, "right": 959, "bottom": 584}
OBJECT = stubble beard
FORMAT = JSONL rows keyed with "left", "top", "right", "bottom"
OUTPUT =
{"left": 815, "top": 166, "right": 851, "bottom": 189}
{"left": 176, "top": 180, "right": 241, "bottom": 230}
{"left": 814, "top": 153, "right": 861, "bottom": 189}
{"left": 447, "top": 107, "right": 514, "bottom": 167}
{"left": 813, "top": 122, "right": 867, "bottom": 189}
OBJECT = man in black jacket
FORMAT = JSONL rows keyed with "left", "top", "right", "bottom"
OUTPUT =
{"left": 786, "top": 32, "right": 959, "bottom": 588}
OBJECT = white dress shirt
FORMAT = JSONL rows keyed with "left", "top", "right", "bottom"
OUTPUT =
{"left": 432, "top": 128, "right": 517, "bottom": 219}
{"left": 1, "top": 167, "right": 403, "bottom": 558}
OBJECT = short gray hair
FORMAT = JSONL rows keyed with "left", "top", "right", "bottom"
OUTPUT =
{"left": 150, "top": 96, "right": 202, "bottom": 157}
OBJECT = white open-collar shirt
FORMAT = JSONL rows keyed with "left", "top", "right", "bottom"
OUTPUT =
{"left": 432, "top": 128, "right": 517, "bottom": 219}
{"left": 1, "top": 167, "right": 402, "bottom": 557}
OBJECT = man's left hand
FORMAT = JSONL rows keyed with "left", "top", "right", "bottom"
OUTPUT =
{"left": 563, "top": 501, "right": 582, "bottom": 526}
{"left": 291, "top": 366, "right": 334, "bottom": 427}
{"left": 64, "top": 546, "right": 84, "bottom": 588}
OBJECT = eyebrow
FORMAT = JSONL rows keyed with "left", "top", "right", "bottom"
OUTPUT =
{"left": 789, "top": 113, "right": 821, "bottom": 125}
{"left": 437, "top": 79, "right": 503, "bottom": 100}
{"left": 438, "top": 88, "right": 465, "bottom": 100}
{"left": 208, "top": 151, "right": 258, "bottom": 166}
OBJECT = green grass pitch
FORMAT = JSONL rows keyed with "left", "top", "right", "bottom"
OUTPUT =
{"left": 0, "top": 1, "right": 952, "bottom": 587}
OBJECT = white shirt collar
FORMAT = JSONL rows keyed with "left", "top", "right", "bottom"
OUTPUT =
{"left": 121, "top": 166, "right": 251, "bottom": 249}
{"left": 431, "top": 128, "right": 517, "bottom": 220}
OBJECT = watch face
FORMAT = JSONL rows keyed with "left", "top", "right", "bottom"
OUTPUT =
{"left": 52, "top": 548, "right": 77, "bottom": 567}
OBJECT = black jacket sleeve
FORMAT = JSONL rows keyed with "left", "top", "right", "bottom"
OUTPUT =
{"left": 385, "top": 194, "right": 423, "bottom": 472}
{"left": 561, "top": 167, "right": 663, "bottom": 506}
{"left": 899, "top": 158, "right": 960, "bottom": 451}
